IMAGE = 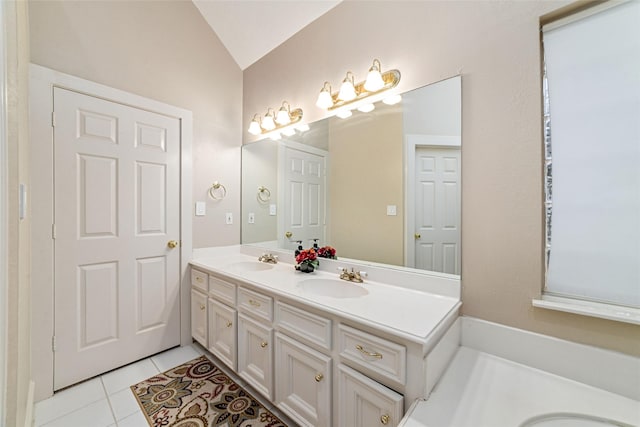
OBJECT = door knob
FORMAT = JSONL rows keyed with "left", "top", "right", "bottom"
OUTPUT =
{"left": 414, "top": 233, "right": 421, "bottom": 239}
{"left": 285, "top": 231, "right": 293, "bottom": 238}
{"left": 167, "top": 240, "right": 179, "bottom": 248}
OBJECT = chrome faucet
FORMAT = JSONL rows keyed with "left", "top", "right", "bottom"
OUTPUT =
{"left": 338, "top": 267, "right": 367, "bottom": 283}
{"left": 258, "top": 253, "right": 278, "bottom": 264}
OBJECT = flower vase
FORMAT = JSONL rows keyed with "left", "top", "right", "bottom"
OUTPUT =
{"left": 296, "top": 262, "right": 315, "bottom": 273}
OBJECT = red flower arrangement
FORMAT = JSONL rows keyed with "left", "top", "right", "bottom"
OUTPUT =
{"left": 317, "top": 246, "right": 337, "bottom": 259}
{"left": 295, "top": 248, "right": 319, "bottom": 273}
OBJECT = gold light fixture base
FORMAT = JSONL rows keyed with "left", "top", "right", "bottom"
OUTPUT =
{"left": 327, "top": 70, "right": 401, "bottom": 111}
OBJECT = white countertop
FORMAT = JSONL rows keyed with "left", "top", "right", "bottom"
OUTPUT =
{"left": 190, "top": 247, "right": 461, "bottom": 346}
{"left": 400, "top": 347, "right": 640, "bottom": 427}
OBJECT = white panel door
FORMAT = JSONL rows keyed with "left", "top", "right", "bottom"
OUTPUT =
{"left": 414, "top": 147, "right": 461, "bottom": 274}
{"left": 281, "top": 144, "right": 327, "bottom": 249}
{"left": 53, "top": 88, "right": 181, "bottom": 390}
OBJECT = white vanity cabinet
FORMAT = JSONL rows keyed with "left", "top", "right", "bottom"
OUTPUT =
{"left": 189, "top": 261, "right": 461, "bottom": 427}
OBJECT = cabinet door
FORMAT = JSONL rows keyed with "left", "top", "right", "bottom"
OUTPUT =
{"left": 208, "top": 298, "right": 237, "bottom": 370}
{"left": 238, "top": 313, "right": 273, "bottom": 399}
{"left": 191, "top": 289, "right": 207, "bottom": 347}
{"left": 275, "top": 332, "right": 331, "bottom": 427}
{"left": 338, "top": 364, "right": 403, "bottom": 427}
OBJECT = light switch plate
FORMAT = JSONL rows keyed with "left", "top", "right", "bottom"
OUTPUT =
{"left": 269, "top": 204, "right": 277, "bottom": 216}
{"left": 248, "top": 212, "right": 255, "bottom": 224}
{"left": 386, "top": 205, "right": 397, "bottom": 216}
{"left": 195, "top": 201, "right": 206, "bottom": 216}
{"left": 225, "top": 212, "right": 233, "bottom": 225}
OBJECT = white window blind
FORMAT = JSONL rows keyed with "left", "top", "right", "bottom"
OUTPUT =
{"left": 543, "top": 1, "right": 640, "bottom": 308}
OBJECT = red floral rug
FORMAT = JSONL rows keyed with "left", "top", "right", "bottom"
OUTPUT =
{"left": 131, "top": 355, "right": 287, "bottom": 427}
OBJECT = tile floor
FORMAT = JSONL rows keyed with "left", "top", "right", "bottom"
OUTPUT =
{"left": 34, "top": 343, "right": 295, "bottom": 427}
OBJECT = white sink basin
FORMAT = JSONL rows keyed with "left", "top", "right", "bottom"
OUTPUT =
{"left": 224, "top": 261, "right": 274, "bottom": 272}
{"left": 520, "top": 413, "right": 634, "bottom": 427}
{"left": 298, "top": 278, "right": 369, "bottom": 298}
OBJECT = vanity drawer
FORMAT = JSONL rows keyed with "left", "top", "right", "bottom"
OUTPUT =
{"left": 275, "top": 301, "right": 332, "bottom": 351}
{"left": 238, "top": 287, "right": 273, "bottom": 322}
{"left": 338, "top": 324, "right": 406, "bottom": 386}
{"left": 209, "top": 275, "right": 236, "bottom": 306}
{"left": 191, "top": 268, "right": 208, "bottom": 293}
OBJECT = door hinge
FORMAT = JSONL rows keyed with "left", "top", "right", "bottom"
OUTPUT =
{"left": 51, "top": 224, "right": 56, "bottom": 239}
{"left": 51, "top": 112, "right": 56, "bottom": 127}
{"left": 52, "top": 336, "right": 56, "bottom": 352}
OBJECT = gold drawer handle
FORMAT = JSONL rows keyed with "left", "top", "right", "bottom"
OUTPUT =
{"left": 199, "top": 304, "right": 205, "bottom": 311}
{"left": 260, "top": 341, "right": 268, "bottom": 348}
{"left": 195, "top": 276, "right": 203, "bottom": 283}
{"left": 380, "top": 414, "right": 390, "bottom": 425}
{"left": 248, "top": 299, "right": 261, "bottom": 307}
{"left": 226, "top": 321, "right": 233, "bottom": 328}
{"left": 355, "top": 344, "right": 383, "bottom": 359}
{"left": 315, "top": 373, "right": 323, "bottom": 382}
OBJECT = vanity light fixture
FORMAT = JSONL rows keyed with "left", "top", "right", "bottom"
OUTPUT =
{"left": 315, "top": 58, "right": 401, "bottom": 112}
{"left": 247, "top": 103, "right": 304, "bottom": 136}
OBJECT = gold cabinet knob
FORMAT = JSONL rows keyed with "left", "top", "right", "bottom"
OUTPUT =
{"left": 195, "top": 276, "right": 203, "bottom": 283}
{"left": 226, "top": 321, "right": 233, "bottom": 328}
{"left": 199, "top": 304, "right": 205, "bottom": 311}
{"left": 167, "top": 240, "right": 179, "bottom": 248}
{"left": 380, "top": 414, "right": 390, "bottom": 425}
{"left": 314, "top": 373, "right": 323, "bottom": 382}
{"left": 414, "top": 233, "right": 421, "bottom": 239}
{"left": 285, "top": 231, "right": 293, "bottom": 238}
{"left": 260, "top": 341, "right": 268, "bottom": 348}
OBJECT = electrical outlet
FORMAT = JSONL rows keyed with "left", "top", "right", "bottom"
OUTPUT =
{"left": 195, "top": 201, "right": 206, "bottom": 216}
{"left": 225, "top": 212, "right": 233, "bottom": 225}
{"left": 386, "top": 205, "right": 397, "bottom": 216}
{"left": 269, "top": 204, "right": 277, "bottom": 216}
{"left": 248, "top": 212, "right": 255, "bottom": 224}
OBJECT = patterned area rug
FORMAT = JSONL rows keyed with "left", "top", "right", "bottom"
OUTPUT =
{"left": 131, "top": 355, "right": 287, "bottom": 427}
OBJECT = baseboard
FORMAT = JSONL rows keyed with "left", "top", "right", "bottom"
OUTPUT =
{"left": 24, "top": 380, "right": 34, "bottom": 427}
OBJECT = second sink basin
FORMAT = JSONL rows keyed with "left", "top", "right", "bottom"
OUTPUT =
{"left": 298, "top": 278, "right": 369, "bottom": 298}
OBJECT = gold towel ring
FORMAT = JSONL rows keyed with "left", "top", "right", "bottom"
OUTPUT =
{"left": 257, "top": 186, "right": 271, "bottom": 203}
{"left": 209, "top": 182, "right": 227, "bottom": 200}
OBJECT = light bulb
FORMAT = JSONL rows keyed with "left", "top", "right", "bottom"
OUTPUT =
{"left": 248, "top": 117, "right": 261, "bottom": 135}
{"left": 338, "top": 72, "right": 357, "bottom": 101}
{"left": 276, "top": 108, "right": 290, "bottom": 125}
{"left": 262, "top": 113, "right": 276, "bottom": 131}
{"left": 336, "top": 109, "right": 352, "bottom": 119}
{"left": 357, "top": 103, "right": 375, "bottom": 113}
{"left": 383, "top": 94, "right": 402, "bottom": 105}
{"left": 316, "top": 90, "right": 333, "bottom": 109}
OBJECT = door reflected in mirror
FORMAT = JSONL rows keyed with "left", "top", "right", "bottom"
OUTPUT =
{"left": 242, "top": 76, "right": 461, "bottom": 276}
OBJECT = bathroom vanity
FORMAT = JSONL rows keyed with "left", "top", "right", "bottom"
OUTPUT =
{"left": 189, "top": 245, "right": 461, "bottom": 427}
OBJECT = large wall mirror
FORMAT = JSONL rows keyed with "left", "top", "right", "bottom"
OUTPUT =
{"left": 241, "top": 76, "right": 461, "bottom": 276}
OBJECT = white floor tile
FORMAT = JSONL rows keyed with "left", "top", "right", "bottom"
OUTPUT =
{"left": 34, "top": 378, "right": 106, "bottom": 426}
{"left": 108, "top": 387, "right": 141, "bottom": 421}
{"left": 150, "top": 345, "right": 201, "bottom": 372}
{"left": 41, "top": 398, "right": 115, "bottom": 427}
{"left": 117, "top": 410, "right": 149, "bottom": 427}
{"left": 101, "top": 359, "right": 159, "bottom": 395}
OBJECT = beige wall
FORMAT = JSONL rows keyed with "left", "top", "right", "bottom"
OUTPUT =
{"left": 29, "top": 0, "right": 243, "bottom": 249}
{"left": 328, "top": 110, "right": 403, "bottom": 265}
{"left": 243, "top": 1, "right": 640, "bottom": 355}
{"left": 4, "top": 0, "right": 31, "bottom": 424}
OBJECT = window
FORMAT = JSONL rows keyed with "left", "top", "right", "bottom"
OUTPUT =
{"left": 542, "top": 2, "right": 640, "bottom": 311}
